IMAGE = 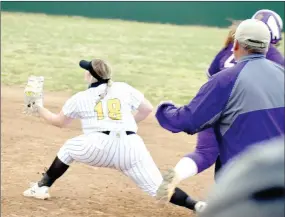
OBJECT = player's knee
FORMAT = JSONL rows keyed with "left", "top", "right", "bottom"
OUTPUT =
{"left": 57, "top": 145, "right": 73, "bottom": 165}
{"left": 57, "top": 153, "right": 73, "bottom": 165}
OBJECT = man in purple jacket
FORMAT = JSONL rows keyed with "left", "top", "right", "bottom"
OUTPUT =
{"left": 155, "top": 18, "right": 284, "bottom": 205}
{"left": 167, "top": 9, "right": 285, "bottom": 187}
{"left": 155, "top": 10, "right": 284, "bottom": 213}
{"left": 206, "top": 9, "right": 284, "bottom": 177}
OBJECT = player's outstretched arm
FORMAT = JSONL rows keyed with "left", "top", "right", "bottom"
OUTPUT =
{"left": 134, "top": 98, "right": 153, "bottom": 123}
{"left": 37, "top": 106, "right": 73, "bottom": 128}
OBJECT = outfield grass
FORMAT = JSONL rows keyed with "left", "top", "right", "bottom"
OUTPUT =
{"left": 2, "top": 12, "right": 284, "bottom": 104}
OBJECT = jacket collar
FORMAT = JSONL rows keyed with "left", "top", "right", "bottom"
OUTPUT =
{"left": 238, "top": 54, "right": 266, "bottom": 63}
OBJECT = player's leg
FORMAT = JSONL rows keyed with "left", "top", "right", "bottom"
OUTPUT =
{"left": 23, "top": 155, "right": 68, "bottom": 199}
{"left": 23, "top": 133, "right": 108, "bottom": 199}
{"left": 158, "top": 168, "right": 207, "bottom": 213}
{"left": 118, "top": 134, "right": 204, "bottom": 212}
{"left": 22, "top": 135, "right": 86, "bottom": 199}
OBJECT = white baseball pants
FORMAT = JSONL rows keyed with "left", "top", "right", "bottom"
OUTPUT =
{"left": 57, "top": 131, "right": 163, "bottom": 196}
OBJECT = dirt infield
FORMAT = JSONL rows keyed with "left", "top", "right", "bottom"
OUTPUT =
{"left": 1, "top": 86, "right": 214, "bottom": 217}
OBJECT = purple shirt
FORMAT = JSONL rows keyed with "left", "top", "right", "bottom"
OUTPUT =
{"left": 156, "top": 54, "right": 284, "bottom": 168}
{"left": 208, "top": 43, "right": 285, "bottom": 77}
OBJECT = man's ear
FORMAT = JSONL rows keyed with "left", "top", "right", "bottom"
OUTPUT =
{"left": 233, "top": 39, "right": 239, "bottom": 51}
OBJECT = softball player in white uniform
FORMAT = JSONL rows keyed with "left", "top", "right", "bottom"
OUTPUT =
{"left": 23, "top": 58, "right": 205, "bottom": 213}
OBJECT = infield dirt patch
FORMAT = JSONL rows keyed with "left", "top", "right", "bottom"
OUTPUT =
{"left": 1, "top": 86, "right": 214, "bottom": 217}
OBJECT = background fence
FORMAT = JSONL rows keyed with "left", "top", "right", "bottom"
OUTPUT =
{"left": 2, "top": 1, "right": 284, "bottom": 28}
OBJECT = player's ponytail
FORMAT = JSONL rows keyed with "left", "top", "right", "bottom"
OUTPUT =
{"left": 99, "top": 79, "right": 113, "bottom": 101}
{"left": 224, "top": 20, "right": 242, "bottom": 47}
{"left": 91, "top": 59, "right": 113, "bottom": 102}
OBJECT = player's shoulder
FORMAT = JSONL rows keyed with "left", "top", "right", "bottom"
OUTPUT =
{"left": 267, "top": 44, "right": 285, "bottom": 65}
{"left": 208, "top": 43, "right": 234, "bottom": 76}
{"left": 268, "top": 44, "right": 278, "bottom": 52}
{"left": 267, "top": 44, "right": 281, "bottom": 57}
{"left": 112, "top": 81, "right": 129, "bottom": 87}
{"left": 68, "top": 91, "right": 85, "bottom": 101}
{"left": 217, "top": 43, "right": 234, "bottom": 58}
{"left": 267, "top": 44, "right": 283, "bottom": 58}
{"left": 112, "top": 81, "right": 136, "bottom": 90}
{"left": 219, "top": 51, "right": 251, "bottom": 76}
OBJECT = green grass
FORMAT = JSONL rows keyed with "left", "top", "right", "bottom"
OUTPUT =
{"left": 2, "top": 12, "right": 284, "bottom": 104}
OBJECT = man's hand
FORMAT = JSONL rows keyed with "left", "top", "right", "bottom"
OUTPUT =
{"left": 157, "top": 100, "right": 174, "bottom": 107}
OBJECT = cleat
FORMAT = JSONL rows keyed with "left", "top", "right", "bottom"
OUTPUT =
{"left": 194, "top": 201, "right": 207, "bottom": 213}
{"left": 23, "top": 182, "right": 50, "bottom": 200}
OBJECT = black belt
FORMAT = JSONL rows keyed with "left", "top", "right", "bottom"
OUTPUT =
{"left": 100, "top": 131, "right": 135, "bottom": 135}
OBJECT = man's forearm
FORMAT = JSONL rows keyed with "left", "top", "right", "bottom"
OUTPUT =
{"left": 155, "top": 103, "right": 185, "bottom": 133}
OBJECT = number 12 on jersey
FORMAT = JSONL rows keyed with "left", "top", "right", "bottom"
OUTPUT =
{"left": 94, "top": 98, "right": 122, "bottom": 120}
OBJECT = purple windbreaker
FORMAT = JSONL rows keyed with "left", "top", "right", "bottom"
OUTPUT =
{"left": 187, "top": 44, "right": 284, "bottom": 173}
{"left": 157, "top": 50, "right": 284, "bottom": 172}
